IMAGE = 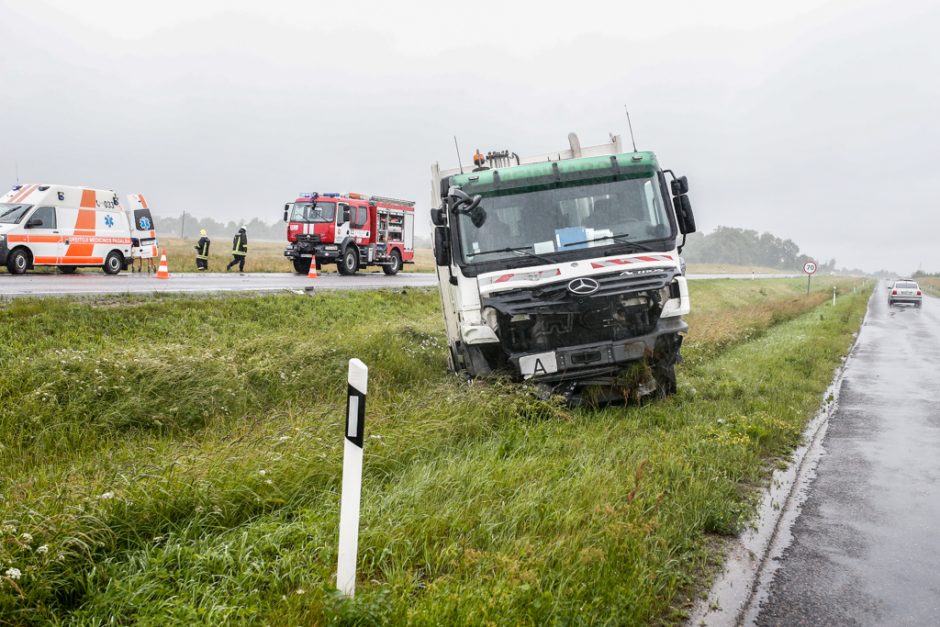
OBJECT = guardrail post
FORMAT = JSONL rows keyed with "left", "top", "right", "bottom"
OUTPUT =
{"left": 337, "top": 358, "right": 368, "bottom": 598}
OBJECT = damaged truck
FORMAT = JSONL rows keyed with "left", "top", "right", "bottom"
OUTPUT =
{"left": 430, "top": 133, "right": 697, "bottom": 404}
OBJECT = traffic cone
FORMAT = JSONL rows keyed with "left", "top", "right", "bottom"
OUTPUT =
{"left": 155, "top": 250, "right": 170, "bottom": 279}
{"left": 307, "top": 260, "right": 319, "bottom": 279}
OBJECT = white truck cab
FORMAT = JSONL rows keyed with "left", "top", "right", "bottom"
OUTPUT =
{"left": 0, "top": 184, "right": 156, "bottom": 275}
{"left": 430, "top": 133, "right": 697, "bottom": 403}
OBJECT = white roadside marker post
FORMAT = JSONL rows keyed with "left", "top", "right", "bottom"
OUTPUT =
{"left": 337, "top": 358, "right": 368, "bottom": 598}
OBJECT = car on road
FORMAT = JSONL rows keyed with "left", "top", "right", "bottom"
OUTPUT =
{"left": 888, "top": 279, "right": 923, "bottom": 307}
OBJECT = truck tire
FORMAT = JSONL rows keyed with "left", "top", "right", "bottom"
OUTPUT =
{"left": 338, "top": 247, "right": 359, "bottom": 276}
{"left": 103, "top": 251, "right": 123, "bottom": 275}
{"left": 292, "top": 258, "right": 311, "bottom": 274}
{"left": 58, "top": 266, "right": 77, "bottom": 274}
{"left": 382, "top": 249, "right": 402, "bottom": 275}
{"left": 7, "top": 248, "right": 30, "bottom": 275}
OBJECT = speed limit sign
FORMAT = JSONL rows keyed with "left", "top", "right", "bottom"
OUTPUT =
{"left": 803, "top": 261, "right": 817, "bottom": 275}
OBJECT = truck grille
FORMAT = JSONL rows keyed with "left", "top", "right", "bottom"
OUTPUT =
{"left": 482, "top": 268, "right": 678, "bottom": 353}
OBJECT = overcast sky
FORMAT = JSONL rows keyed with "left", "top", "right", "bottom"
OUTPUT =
{"left": 2, "top": 0, "right": 938, "bottom": 272}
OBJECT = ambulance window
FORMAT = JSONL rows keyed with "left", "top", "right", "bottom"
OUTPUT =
{"left": 29, "top": 206, "right": 56, "bottom": 229}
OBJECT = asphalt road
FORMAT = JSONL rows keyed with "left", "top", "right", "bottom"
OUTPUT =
{"left": 754, "top": 287, "right": 940, "bottom": 626}
{"left": 0, "top": 271, "right": 439, "bottom": 298}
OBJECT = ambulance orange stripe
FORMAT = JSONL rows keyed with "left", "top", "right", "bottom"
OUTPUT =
{"left": 80, "top": 189, "right": 97, "bottom": 208}
{"left": 6, "top": 235, "right": 63, "bottom": 243}
{"left": 137, "top": 194, "right": 149, "bottom": 209}
{"left": 57, "top": 257, "right": 104, "bottom": 265}
{"left": 73, "top": 208, "right": 97, "bottom": 236}
{"left": 34, "top": 257, "right": 59, "bottom": 264}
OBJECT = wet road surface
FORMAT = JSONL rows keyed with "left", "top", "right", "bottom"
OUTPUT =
{"left": 0, "top": 271, "right": 439, "bottom": 298}
{"left": 755, "top": 287, "right": 940, "bottom": 625}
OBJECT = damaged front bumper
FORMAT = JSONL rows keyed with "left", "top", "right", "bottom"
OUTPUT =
{"left": 510, "top": 315, "right": 687, "bottom": 382}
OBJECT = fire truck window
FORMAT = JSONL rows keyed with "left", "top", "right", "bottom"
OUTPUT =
{"left": 338, "top": 204, "right": 351, "bottom": 224}
{"left": 30, "top": 206, "right": 57, "bottom": 229}
{"left": 353, "top": 206, "right": 367, "bottom": 228}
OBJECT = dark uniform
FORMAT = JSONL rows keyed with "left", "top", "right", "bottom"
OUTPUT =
{"left": 194, "top": 234, "right": 211, "bottom": 271}
{"left": 226, "top": 227, "right": 248, "bottom": 272}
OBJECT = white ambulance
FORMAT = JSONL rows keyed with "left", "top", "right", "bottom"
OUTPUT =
{"left": 0, "top": 184, "right": 157, "bottom": 275}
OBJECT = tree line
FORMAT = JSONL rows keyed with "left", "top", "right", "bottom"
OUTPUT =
{"left": 681, "top": 226, "right": 836, "bottom": 271}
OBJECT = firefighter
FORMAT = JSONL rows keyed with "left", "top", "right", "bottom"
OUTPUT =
{"left": 226, "top": 226, "right": 248, "bottom": 272}
{"left": 194, "top": 229, "right": 211, "bottom": 271}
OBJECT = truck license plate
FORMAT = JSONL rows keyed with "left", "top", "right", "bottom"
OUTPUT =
{"left": 519, "top": 352, "right": 558, "bottom": 379}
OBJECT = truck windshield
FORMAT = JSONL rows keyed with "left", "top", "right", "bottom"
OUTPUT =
{"left": 0, "top": 203, "right": 32, "bottom": 224}
{"left": 290, "top": 201, "right": 335, "bottom": 223}
{"left": 458, "top": 176, "right": 672, "bottom": 265}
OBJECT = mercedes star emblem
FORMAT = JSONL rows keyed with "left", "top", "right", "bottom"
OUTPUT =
{"left": 567, "top": 277, "right": 600, "bottom": 295}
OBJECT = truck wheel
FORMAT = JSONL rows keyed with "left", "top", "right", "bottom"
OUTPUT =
{"left": 58, "top": 266, "right": 77, "bottom": 274}
{"left": 7, "top": 248, "right": 30, "bottom": 275}
{"left": 292, "top": 258, "right": 311, "bottom": 274}
{"left": 382, "top": 250, "right": 402, "bottom": 276}
{"left": 338, "top": 247, "right": 359, "bottom": 276}
{"left": 103, "top": 251, "right": 123, "bottom": 275}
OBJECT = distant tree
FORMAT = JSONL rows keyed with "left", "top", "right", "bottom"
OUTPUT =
{"left": 683, "top": 226, "right": 816, "bottom": 270}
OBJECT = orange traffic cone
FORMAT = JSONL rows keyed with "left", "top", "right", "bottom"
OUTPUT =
{"left": 307, "top": 260, "right": 319, "bottom": 279}
{"left": 155, "top": 250, "right": 170, "bottom": 279}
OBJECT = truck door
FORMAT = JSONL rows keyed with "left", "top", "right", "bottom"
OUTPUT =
{"left": 23, "top": 206, "right": 61, "bottom": 266}
{"left": 351, "top": 204, "right": 369, "bottom": 245}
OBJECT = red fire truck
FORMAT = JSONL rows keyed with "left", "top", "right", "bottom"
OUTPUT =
{"left": 283, "top": 192, "right": 415, "bottom": 275}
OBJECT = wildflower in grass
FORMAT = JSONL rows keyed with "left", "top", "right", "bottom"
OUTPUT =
{"left": 36, "top": 545, "right": 48, "bottom": 555}
{"left": 4, "top": 567, "right": 21, "bottom": 580}
{"left": 264, "top": 479, "right": 273, "bottom": 486}
{"left": 0, "top": 524, "right": 15, "bottom": 535}
{"left": 99, "top": 491, "right": 115, "bottom": 500}
{"left": 20, "top": 533, "right": 33, "bottom": 544}
{"left": 258, "top": 469, "right": 267, "bottom": 476}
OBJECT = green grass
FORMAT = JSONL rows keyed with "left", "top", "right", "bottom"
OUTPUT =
{"left": 0, "top": 278, "right": 870, "bottom": 625}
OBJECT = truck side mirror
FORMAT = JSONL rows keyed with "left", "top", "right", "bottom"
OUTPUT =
{"left": 674, "top": 195, "right": 696, "bottom": 234}
{"left": 430, "top": 207, "right": 446, "bottom": 226}
{"left": 283, "top": 204, "right": 290, "bottom": 222}
{"left": 671, "top": 175, "right": 689, "bottom": 196}
{"left": 434, "top": 226, "right": 451, "bottom": 267}
{"left": 469, "top": 205, "right": 487, "bottom": 228}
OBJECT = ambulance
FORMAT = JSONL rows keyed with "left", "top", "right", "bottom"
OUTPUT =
{"left": 0, "top": 184, "right": 158, "bottom": 275}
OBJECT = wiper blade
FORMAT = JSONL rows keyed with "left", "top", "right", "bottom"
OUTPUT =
{"left": 470, "top": 245, "right": 556, "bottom": 266}
{"left": 561, "top": 232, "right": 654, "bottom": 252}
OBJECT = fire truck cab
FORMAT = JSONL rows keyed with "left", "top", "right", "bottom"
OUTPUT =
{"left": 283, "top": 192, "right": 415, "bottom": 275}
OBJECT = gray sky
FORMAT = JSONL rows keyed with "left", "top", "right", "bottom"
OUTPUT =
{"left": 2, "top": 0, "right": 938, "bottom": 273}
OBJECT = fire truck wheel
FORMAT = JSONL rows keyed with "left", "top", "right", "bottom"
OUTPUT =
{"left": 103, "top": 251, "right": 123, "bottom": 275}
{"left": 292, "top": 258, "right": 311, "bottom": 274}
{"left": 338, "top": 247, "right": 359, "bottom": 275}
{"left": 57, "top": 266, "right": 77, "bottom": 274}
{"left": 382, "top": 250, "right": 402, "bottom": 275}
{"left": 7, "top": 248, "right": 30, "bottom": 275}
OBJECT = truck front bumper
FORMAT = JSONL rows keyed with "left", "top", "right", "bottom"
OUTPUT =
{"left": 284, "top": 243, "right": 340, "bottom": 261}
{"left": 509, "top": 316, "right": 688, "bottom": 382}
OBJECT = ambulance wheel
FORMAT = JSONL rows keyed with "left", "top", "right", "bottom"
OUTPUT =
{"left": 103, "top": 251, "right": 123, "bottom": 275}
{"left": 338, "top": 247, "right": 359, "bottom": 275}
{"left": 7, "top": 248, "right": 30, "bottom": 275}
{"left": 58, "top": 266, "right": 77, "bottom": 274}
{"left": 382, "top": 250, "right": 402, "bottom": 275}
{"left": 292, "top": 258, "right": 311, "bottom": 274}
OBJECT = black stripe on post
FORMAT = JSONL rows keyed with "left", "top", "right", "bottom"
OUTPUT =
{"left": 345, "top": 384, "right": 366, "bottom": 448}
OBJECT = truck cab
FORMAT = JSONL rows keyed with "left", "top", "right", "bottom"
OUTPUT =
{"left": 283, "top": 192, "right": 415, "bottom": 275}
{"left": 430, "top": 133, "right": 697, "bottom": 403}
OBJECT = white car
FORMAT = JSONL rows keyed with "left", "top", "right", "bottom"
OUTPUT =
{"left": 888, "top": 280, "right": 923, "bottom": 308}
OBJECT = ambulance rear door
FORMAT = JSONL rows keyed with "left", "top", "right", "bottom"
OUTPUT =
{"left": 126, "top": 194, "right": 158, "bottom": 259}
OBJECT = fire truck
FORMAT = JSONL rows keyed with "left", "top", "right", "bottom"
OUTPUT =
{"left": 283, "top": 192, "right": 415, "bottom": 275}
{"left": 430, "top": 133, "right": 697, "bottom": 404}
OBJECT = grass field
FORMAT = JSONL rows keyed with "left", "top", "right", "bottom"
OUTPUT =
{"left": 0, "top": 277, "right": 869, "bottom": 624}
{"left": 918, "top": 276, "right": 940, "bottom": 297}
